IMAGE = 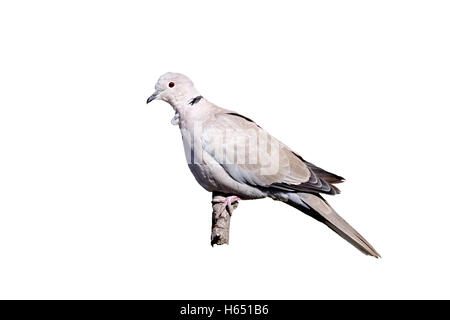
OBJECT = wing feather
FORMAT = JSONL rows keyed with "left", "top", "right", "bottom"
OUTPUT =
{"left": 202, "top": 112, "right": 343, "bottom": 195}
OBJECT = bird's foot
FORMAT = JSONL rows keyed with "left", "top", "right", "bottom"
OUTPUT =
{"left": 212, "top": 195, "right": 240, "bottom": 216}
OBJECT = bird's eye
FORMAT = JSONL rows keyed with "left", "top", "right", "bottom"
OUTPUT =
{"left": 168, "top": 82, "right": 175, "bottom": 88}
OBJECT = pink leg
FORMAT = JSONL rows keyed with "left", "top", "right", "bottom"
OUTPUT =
{"left": 212, "top": 195, "right": 241, "bottom": 215}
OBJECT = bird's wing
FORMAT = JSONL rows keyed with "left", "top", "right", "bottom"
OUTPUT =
{"left": 202, "top": 112, "right": 342, "bottom": 194}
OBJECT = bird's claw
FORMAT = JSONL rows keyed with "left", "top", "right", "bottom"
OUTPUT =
{"left": 212, "top": 195, "right": 240, "bottom": 216}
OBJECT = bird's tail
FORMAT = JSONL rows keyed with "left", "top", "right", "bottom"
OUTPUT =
{"left": 282, "top": 192, "right": 380, "bottom": 258}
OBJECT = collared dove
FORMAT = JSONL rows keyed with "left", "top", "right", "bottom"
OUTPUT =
{"left": 147, "top": 72, "right": 380, "bottom": 258}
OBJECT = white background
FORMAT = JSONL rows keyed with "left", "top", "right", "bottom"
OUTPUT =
{"left": 0, "top": 1, "right": 449, "bottom": 299}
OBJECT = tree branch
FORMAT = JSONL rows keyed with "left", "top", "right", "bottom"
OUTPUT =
{"left": 211, "top": 192, "right": 239, "bottom": 246}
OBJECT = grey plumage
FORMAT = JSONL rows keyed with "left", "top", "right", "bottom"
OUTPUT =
{"left": 147, "top": 72, "right": 380, "bottom": 258}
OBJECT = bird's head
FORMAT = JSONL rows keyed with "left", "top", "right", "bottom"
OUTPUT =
{"left": 146, "top": 72, "right": 200, "bottom": 106}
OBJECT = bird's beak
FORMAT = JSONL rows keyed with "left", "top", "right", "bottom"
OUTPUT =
{"left": 146, "top": 91, "right": 159, "bottom": 104}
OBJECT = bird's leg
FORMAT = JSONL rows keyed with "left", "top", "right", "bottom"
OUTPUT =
{"left": 211, "top": 193, "right": 240, "bottom": 246}
{"left": 212, "top": 195, "right": 240, "bottom": 216}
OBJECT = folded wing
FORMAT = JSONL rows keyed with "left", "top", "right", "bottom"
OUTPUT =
{"left": 202, "top": 112, "right": 343, "bottom": 195}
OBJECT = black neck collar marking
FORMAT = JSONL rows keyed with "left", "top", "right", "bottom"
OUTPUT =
{"left": 189, "top": 96, "right": 203, "bottom": 105}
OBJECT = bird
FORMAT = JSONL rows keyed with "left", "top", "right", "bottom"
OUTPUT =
{"left": 146, "top": 72, "right": 380, "bottom": 258}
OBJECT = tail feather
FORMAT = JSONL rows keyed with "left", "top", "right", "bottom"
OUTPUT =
{"left": 284, "top": 193, "right": 380, "bottom": 258}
